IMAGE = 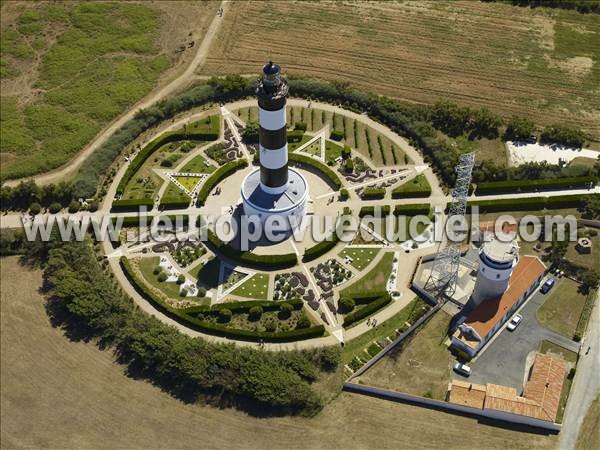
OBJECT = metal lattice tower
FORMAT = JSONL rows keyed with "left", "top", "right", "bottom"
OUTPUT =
{"left": 424, "top": 152, "right": 475, "bottom": 300}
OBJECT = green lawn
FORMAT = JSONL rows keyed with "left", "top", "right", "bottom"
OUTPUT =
{"left": 1, "top": 2, "right": 172, "bottom": 179}
{"left": 341, "top": 252, "right": 394, "bottom": 296}
{"left": 339, "top": 247, "right": 380, "bottom": 271}
{"left": 325, "top": 140, "right": 344, "bottom": 164}
{"left": 161, "top": 183, "right": 189, "bottom": 204}
{"left": 343, "top": 297, "right": 428, "bottom": 364}
{"left": 288, "top": 135, "right": 312, "bottom": 152}
{"left": 537, "top": 278, "right": 588, "bottom": 339}
{"left": 173, "top": 176, "right": 201, "bottom": 192}
{"left": 357, "top": 310, "right": 453, "bottom": 400}
{"left": 180, "top": 153, "right": 216, "bottom": 173}
{"left": 299, "top": 139, "right": 321, "bottom": 157}
{"left": 231, "top": 273, "right": 269, "bottom": 299}
{"left": 392, "top": 174, "right": 432, "bottom": 198}
{"left": 137, "top": 257, "right": 182, "bottom": 300}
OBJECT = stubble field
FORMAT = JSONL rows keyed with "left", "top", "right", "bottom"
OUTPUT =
{"left": 0, "top": 256, "right": 557, "bottom": 449}
{"left": 200, "top": 1, "right": 600, "bottom": 138}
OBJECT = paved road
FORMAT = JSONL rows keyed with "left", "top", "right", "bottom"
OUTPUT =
{"left": 452, "top": 278, "right": 580, "bottom": 391}
{"left": 3, "top": 0, "right": 228, "bottom": 188}
{"left": 559, "top": 291, "right": 600, "bottom": 449}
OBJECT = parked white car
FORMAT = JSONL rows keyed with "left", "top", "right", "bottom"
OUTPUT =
{"left": 453, "top": 362, "right": 471, "bottom": 377}
{"left": 507, "top": 314, "right": 523, "bottom": 331}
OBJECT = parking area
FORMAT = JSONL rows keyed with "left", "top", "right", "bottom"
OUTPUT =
{"left": 452, "top": 277, "right": 580, "bottom": 391}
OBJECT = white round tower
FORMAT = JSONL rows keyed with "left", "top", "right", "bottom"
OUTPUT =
{"left": 471, "top": 236, "right": 519, "bottom": 306}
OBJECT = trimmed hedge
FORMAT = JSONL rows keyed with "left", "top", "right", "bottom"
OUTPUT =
{"left": 197, "top": 159, "right": 248, "bottom": 206}
{"left": 467, "top": 194, "right": 596, "bottom": 213}
{"left": 475, "top": 176, "right": 597, "bottom": 195}
{"left": 359, "top": 205, "right": 391, "bottom": 217}
{"left": 206, "top": 230, "right": 297, "bottom": 269}
{"left": 343, "top": 294, "right": 392, "bottom": 327}
{"left": 360, "top": 187, "right": 386, "bottom": 200}
{"left": 111, "top": 198, "right": 154, "bottom": 212}
{"left": 184, "top": 299, "right": 304, "bottom": 315}
{"left": 288, "top": 152, "right": 342, "bottom": 190}
{"left": 116, "top": 118, "right": 220, "bottom": 195}
{"left": 391, "top": 175, "right": 432, "bottom": 199}
{"left": 158, "top": 198, "right": 190, "bottom": 209}
{"left": 303, "top": 230, "right": 340, "bottom": 262}
{"left": 120, "top": 257, "right": 324, "bottom": 342}
{"left": 111, "top": 214, "right": 189, "bottom": 228}
{"left": 393, "top": 203, "right": 430, "bottom": 216}
{"left": 330, "top": 129, "right": 344, "bottom": 141}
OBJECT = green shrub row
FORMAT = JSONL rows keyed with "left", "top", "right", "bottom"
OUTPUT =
{"left": 303, "top": 231, "right": 340, "bottom": 262}
{"left": 467, "top": 194, "right": 596, "bottom": 213}
{"left": 158, "top": 198, "right": 190, "bottom": 209}
{"left": 206, "top": 230, "right": 297, "bottom": 269}
{"left": 184, "top": 299, "right": 304, "bottom": 315}
{"left": 393, "top": 203, "right": 431, "bottom": 216}
{"left": 121, "top": 257, "right": 323, "bottom": 342}
{"left": 475, "top": 176, "right": 597, "bottom": 195}
{"left": 330, "top": 129, "right": 344, "bottom": 141}
{"left": 196, "top": 159, "right": 248, "bottom": 206}
{"left": 343, "top": 294, "right": 392, "bottom": 328}
{"left": 111, "top": 214, "right": 189, "bottom": 227}
{"left": 359, "top": 205, "right": 391, "bottom": 217}
{"left": 360, "top": 187, "right": 386, "bottom": 199}
{"left": 111, "top": 198, "right": 154, "bottom": 212}
{"left": 288, "top": 152, "right": 342, "bottom": 190}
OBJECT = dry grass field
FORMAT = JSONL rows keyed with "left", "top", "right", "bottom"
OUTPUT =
{"left": 576, "top": 394, "right": 600, "bottom": 450}
{"left": 202, "top": 1, "right": 600, "bottom": 138}
{"left": 0, "top": 256, "right": 558, "bottom": 449}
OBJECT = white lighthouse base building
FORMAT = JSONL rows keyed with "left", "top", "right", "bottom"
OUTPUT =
{"left": 241, "top": 167, "right": 308, "bottom": 232}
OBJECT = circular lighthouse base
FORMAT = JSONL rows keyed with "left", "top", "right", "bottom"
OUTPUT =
{"left": 241, "top": 168, "right": 308, "bottom": 233}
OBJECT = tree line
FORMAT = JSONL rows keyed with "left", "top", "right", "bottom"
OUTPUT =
{"left": 10, "top": 235, "right": 341, "bottom": 415}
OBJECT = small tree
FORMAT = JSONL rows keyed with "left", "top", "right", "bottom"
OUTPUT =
{"left": 197, "top": 286, "right": 207, "bottom": 297}
{"left": 344, "top": 158, "right": 354, "bottom": 173}
{"left": 279, "top": 302, "right": 294, "bottom": 319}
{"left": 157, "top": 271, "right": 167, "bottom": 282}
{"left": 296, "top": 315, "right": 311, "bottom": 329}
{"left": 179, "top": 287, "right": 188, "bottom": 297}
{"left": 504, "top": 116, "right": 535, "bottom": 141}
{"left": 68, "top": 200, "right": 81, "bottom": 213}
{"left": 339, "top": 188, "right": 349, "bottom": 201}
{"left": 48, "top": 202, "right": 62, "bottom": 214}
{"left": 218, "top": 308, "right": 232, "bottom": 323}
{"left": 29, "top": 202, "right": 42, "bottom": 215}
{"left": 249, "top": 306, "right": 263, "bottom": 321}
{"left": 338, "top": 296, "right": 355, "bottom": 313}
{"left": 242, "top": 121, "right": 259, "bottom": 143}
{"left": 177, "top": 274, "right": 185, "bottom": 285}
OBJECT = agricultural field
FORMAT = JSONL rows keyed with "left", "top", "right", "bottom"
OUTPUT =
{"left": 0, "top": 1, "right": 216, "bottom": 180}
{"left": 203, "top": 1, "right": 600, "bottom": 139}
{"left": 0, "top": 257, "right": 557, "bottom": 449}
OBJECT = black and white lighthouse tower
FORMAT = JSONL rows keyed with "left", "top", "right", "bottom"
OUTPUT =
{"left": 257, "top": 61, "right": 289, "bottom": 194}
{"left": 241, "top": 61, "right": 308, "bottom": 231}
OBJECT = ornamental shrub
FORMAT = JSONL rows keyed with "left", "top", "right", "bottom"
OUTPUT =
{"left": 29, "top": 202, "right": 41, "bottom": 215}
{"left": 218, "top": 308, "right": 232, "bottom": 323}
{"left": 48, "top": 202, "right": 62, "bottom": 214}
{"left": 338, "top": 296, "right": 356, "bottom": 313}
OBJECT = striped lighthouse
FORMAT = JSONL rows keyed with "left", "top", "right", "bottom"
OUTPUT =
{"left": 241, "top": 61, "right": 308, "bottom": 232}
{"left": 257, "top": 61, "right": 289, "bottom": 194}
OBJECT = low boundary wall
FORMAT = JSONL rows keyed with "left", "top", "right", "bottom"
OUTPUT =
{"left": 343, "top": 383, "right": 561, "bottom": 433}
